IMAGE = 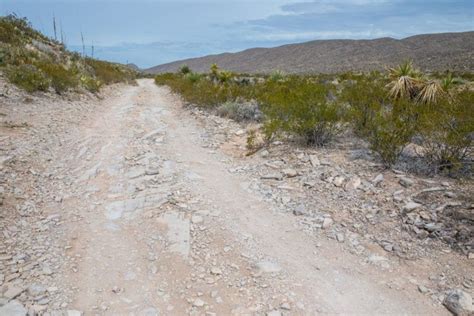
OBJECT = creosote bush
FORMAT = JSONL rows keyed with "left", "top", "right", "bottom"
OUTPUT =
{"left": 5, "top": 64, "right": 50, "bottom": 93}
{"left": 260, "top": 78, "right": 342, "bottom": 146}
{"left": 154, "top": 63, "right": 473, "bottom": 176}
{"left": 85, "top": 58, "right": 135, "bottom": 85}
{"left": 340, "top": 77, "right": 388, "bottom": 136}
{"left": 364, "top": 98, "right": 417, "bottom": 166}
{"left": 36, "top": 61, "right": 78, "bottom": 94}
{"left": 417, "top": 90, "right": 473, "bottom": 172}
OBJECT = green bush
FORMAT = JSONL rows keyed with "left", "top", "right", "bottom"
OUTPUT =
{"left": 80, "top": 75, "right": 102, "bottom": 93}
{"left": 154, "top": 73, "right": 178, "bottom": 85}
{"left": 365, "top": 98, "right": 417, "bottom": 166}
{"left": 155, "top": 72, "right": 248, "bottom": 108}
{"left": 260, "top": 78, "right": 342, "bottom": 145}
{"left": 5, "top": 64, "right": 50, "bottom": 92}
{"left": 417, "top": 89, "right": 473, "bottom": 172}
{"left": 185, "top": 72, "right": 202, "bottom": 83}
{"left": 0, "top": 15, "right": 51, "bottom": 46}
{"left": 85, "top": 58, "right": 135, "bottom": 84}
{"left": 341, "top": 77, "right": 388, "bottom": 135}
{"left": 36, "top": 61, "right": 78, "bottom": 94}
{"left": 179, "top": 64, "right": 191, "bottom": 75}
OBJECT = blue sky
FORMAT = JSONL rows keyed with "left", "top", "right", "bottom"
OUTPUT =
{"left": 1, "top": 0, "right": 473, "bottom": 68}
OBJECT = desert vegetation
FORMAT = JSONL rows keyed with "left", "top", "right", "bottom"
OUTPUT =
{"left": 0, "top": 15, "right": 137, "bottom": 94}
{"left": 155, "top": 63, "right": 473, "bottom": 176}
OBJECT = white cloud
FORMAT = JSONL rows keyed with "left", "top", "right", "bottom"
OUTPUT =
{"left": 282, "top": 0, "right": 391, "bottom": 14}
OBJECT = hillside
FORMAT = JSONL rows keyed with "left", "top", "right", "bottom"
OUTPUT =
{"left": 0, "top": 15, "right": 137, "bottom": 94}
{"left": 146, "top": 31, "right": 474, "bottom": 74}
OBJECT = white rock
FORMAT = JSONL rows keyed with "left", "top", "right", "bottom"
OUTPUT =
{"left": 309, "top": 155, "right": 320, "bottom": 167}
{"left": 191, "top": 215, "right": 203, "bottom": 224}
{"left": 336, "top": 233, "right": 345, "bottom": 242}
{"left": 282, "top": 169, "right": 298, "bottom": 178}
{"left": 193, "top": 298, "right": 206, "bottom": 307}
{"left": 3, "top": 286, "right": 24, "bottom": 300}
{"left": 210, "top": 267, "right": 222, "bottom": 275}
{"left": 261, "top": 173, "right": 283, "bottom": 181}
{"left": 344, "top": 176, "right": 361, "bottom": 191}
{"left": 322, "top": 217, "right": 333, "bottom": 229}
{"left": 372, "top": 174, "right": 384, "bottom": 186}
{"left": 403, "top": 202, "right": 422, "bottom": 212}
{"left": 443, "top": 289, "right": 473, "bottom": 316}
{"left": 141, "top": 307, "right": 159, "bottom": 316}
{"left": 333, "top": 176, "right": 345, "bottom": 187}
{"left": 0, "top": 300, "right": 27, "bottom": 316}
{"left": 67, "top": 310, "right": 83, "bottom": 316}
{"left": 280, "top": 302, "right": 291, "bottom": 310}
{"left": 257, "top": 260, "right": 281, "bottom": 273}
{"left": 399, "top": 177, "right": 414, "bottom": 188}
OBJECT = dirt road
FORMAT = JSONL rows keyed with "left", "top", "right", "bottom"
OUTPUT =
{"left": 1, "top": 79, "right": 452, "bottom": 315}
{"left": 49, "top": 79, "right": 445, "bottom": 315}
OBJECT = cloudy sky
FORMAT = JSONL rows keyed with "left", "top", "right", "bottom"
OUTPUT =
{"left": 1, "top": 0, "right": 473, "bottom": 68}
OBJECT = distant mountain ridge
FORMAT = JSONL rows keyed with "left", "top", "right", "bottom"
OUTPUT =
{"left": 145, "top": 31, "right": 474, "bottom": 74}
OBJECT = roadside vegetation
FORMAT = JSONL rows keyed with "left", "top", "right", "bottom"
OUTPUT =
{"left": 155, "top": 62, "right": 473, "bottom": 177}
{"left": 0, "top": 15, "right": 137, "bottom": 94}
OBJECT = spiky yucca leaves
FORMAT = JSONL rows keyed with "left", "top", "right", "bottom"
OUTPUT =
{"left": 417, "top": 73, "right": 460, "bottom": 105}
{"left": 387, "top": 60, "right": 422, "bottom": 100}
{"left": 269, "top": 70, "right": 286, "bottom": 82}
{"left": 417, "top": 80, "right": 445, "bottom": 105}
{"left": 441, "top": 73, "right": 455, "bottom": 91}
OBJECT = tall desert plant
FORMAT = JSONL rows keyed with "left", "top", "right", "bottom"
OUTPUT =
{"left": 387, "top": 60, "right": 422, "bottom": 100}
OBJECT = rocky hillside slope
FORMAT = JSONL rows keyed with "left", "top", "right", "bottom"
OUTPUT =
{"left": 0, "top": 15, "right": 137, "bottom": 94}
{"left": 146, "top": 31, "right": 474, "bottom": 74}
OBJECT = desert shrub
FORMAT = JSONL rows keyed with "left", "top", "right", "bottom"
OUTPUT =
{"left": 417, "top": 89, "right": 473, "bottom": 172}
{"left": 269, "top": 70, "right": 286, "bottom": 82}
{"left": 0, "top": 45, "right": 38, "bottom": 66}
{"left": 85, "top": 58, "right": 135, "bottom": 84}
{"left": 0, "top": 15, "right": 50, "bottom": 46}
{"left": 80, "top": 75, "right": 102, "bottom": 93}
{"left": 246, "top": 129, "right": 258, "bottom": 150}
{"left": 0, "top": 47, "right": 7, "bottom": 65}
{"left": 185, "top": 72, "right": 202, "bottom": 83}
{"left": 216, "top": 100, "right": 262, "bottom": 122}
{"left": 365, "top": 98, "right": 417, "bottom": 166}
{"left": 210, "top": 63, "right": 219, "bottom": 80}
{"left": 155, "top": 73, "right": 179, "bottom": 85}
{"left": 179, "top": 64, "right": 191, "bottom": 75}
{"left": 155, "top": 72, "right": 255, "bottom": 108}
{"left": 5, "top": 64, "right": 50, "bottom": 92}
{"left": 218, "top": 70, "right": 233, "bottom": 83}
{"left": 260, "top": 78, "right": 342, "bottom": 145}
{"left": 341, "top": 78, "right": 388, "bottom": 135}
{"left": 36, "top": 61, "right": 78, "bottom": 94}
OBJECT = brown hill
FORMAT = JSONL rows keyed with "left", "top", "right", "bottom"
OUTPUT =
{"left": 145, "top": 31, "right": 474, "bottom": 74}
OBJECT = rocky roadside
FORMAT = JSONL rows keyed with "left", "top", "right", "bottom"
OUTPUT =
{"left": 0, "top": 80, "right": 123, "bottom": 315}
{"left": 182, "top": 99, "right": 474, "bottom": 315}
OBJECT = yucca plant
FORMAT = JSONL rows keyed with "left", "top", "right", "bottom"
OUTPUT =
{"left": 269, "top": 70, "right": 286, "bottom": 82}
{"left": 387, "top": 60, "right": 422, "bottom": 100}
{"left": 441, "top": 73, "right": 455, "bottom": 91}
{"left": 417, "top": 80, "right": 445, "bottom": 104}
{"left": 417, "top": 73, "right": 459, "bottom": 105}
